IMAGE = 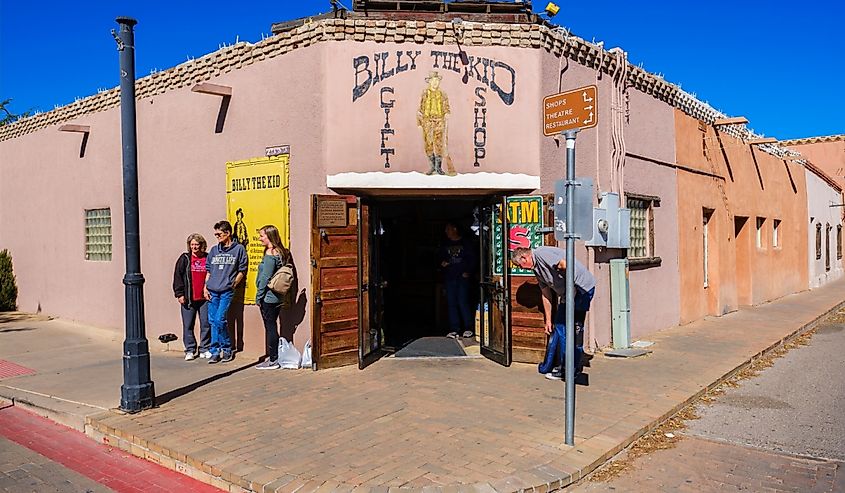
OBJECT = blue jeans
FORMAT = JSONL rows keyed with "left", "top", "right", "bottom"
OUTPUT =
{"left": 445, "top": 277, "right": 473, "bottom": 332}
{"left": 539, "top": 287, "right": 594, "bottom": 374}
{"left": 207, "top": 290, "right": 234, "bottom": 356}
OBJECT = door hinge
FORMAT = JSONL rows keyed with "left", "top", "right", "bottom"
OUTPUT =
{"left": 310, "top": 257, "right": 317, "bottom": 268}
{"left": 315, "top": 294, "right": 323, "bottom": 305}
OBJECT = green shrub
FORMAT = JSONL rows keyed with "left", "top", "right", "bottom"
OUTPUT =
{"left": 0, "top": 249, "right": 18, "bottom": 311}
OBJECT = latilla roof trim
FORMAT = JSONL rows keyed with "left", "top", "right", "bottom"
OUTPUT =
{"left": 0, "top": 18, "right": 793, "bottom": 161}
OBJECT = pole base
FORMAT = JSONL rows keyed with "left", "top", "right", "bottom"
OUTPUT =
{"left": 120, "top": 381, "right": 155, "bottom": 413}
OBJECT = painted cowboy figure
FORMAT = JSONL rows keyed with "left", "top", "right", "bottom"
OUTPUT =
{"left": 417, "top": 70, "right": 451, "bottom": 175}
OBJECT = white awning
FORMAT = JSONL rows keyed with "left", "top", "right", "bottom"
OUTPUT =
{"left": 327, "top": 171, "right": 540, "bottom": 196}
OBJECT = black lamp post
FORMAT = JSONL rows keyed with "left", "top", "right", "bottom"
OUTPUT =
{"left": 114, "top": 17, "right": 155, "bottom": 412}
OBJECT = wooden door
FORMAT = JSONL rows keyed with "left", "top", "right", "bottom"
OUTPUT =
{"left": 479, "top": 196, "right": 512, "bottom": 366}
{"left": 358, "top": 200, "right": 384, "bottom": 368}
{"left": 311, "top": 195, "right": 362, "bottom": 369}
{"left": 511, "top": 194, "right": 555, "bottom": 363}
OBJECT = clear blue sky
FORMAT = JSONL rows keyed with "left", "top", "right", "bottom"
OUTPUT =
{"left": 1, "top": 1, "right": 841, "bottom": 140}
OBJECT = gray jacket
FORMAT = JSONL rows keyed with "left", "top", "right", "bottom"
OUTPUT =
{"left": 205, "top": 241, "right": 248, "bottom": 293}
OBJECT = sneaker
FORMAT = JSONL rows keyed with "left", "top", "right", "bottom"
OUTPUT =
{"left": 545, "top": 371, "right": 563, "bottom": 381}
{"left": 446, "top": 332, "right": 459, "bottom": 339}
{"left": 184, "top": 352, "right": 197, "bottom": 361}
{"left": 208, "top": 353, "right": 221, "bottom": 364}
{"left": 221, "top": 352, "right": 234, "bottom": 363}
{"left": 200, "top": 350, "right": 212, "bottom": 359}
{"left": 255, "top": 360, "right": 280, "bottom": 370}
{"left": 461, "top": 330, "right": 474, "bottom": 338}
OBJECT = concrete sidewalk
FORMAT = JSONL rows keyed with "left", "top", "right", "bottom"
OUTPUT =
{"left": 2, "top": 279, "right": 845, "bottom": 493}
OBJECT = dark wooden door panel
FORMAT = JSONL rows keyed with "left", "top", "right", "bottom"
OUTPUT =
{"left": 312, "top": 195, "right": 360, "bottom": 369}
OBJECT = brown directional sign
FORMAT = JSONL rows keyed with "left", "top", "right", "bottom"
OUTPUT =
{"left": 543, "top": 85, "right": 598, "bottom": 136}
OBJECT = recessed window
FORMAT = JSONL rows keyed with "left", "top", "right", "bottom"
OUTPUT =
{"left": 756, "top": 217, "right": 766, "bottom": 249}
{"left": 703, "top": 209, "right": 714, "bottom": 288}
{"left": 627, "top": 195, "right": 658, "bottom": 259}
{"left": 837, "top": 225, "right": 842, "bottom": 260}
{"left": 85, "top": 208, "right": 112, "bottom": 261}
{"left": 772, "top": 219, "right": 781, "bottom": 248}
{"left": 816, "top": 223, "right": 822, "bottom": 260}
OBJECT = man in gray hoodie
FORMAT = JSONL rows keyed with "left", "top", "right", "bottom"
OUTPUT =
{"left": 204, "top": 220, "right": 248, "bottom": 364}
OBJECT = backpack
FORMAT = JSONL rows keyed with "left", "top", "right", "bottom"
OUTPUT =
{"left": 268, "top": 262, "right": 295, "bottom": 296}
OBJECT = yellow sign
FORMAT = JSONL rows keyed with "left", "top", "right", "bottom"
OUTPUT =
{"left": 226, "top": 155, "right": 290, "bottom": 305}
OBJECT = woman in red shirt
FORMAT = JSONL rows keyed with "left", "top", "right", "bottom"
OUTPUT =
{"left": 172, "top": 233, "right": 211, "bottom": 360}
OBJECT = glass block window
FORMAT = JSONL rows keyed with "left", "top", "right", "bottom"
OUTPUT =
{"left": 85, "top": 208, "right": 112, "bottom": 261}
{"left": 627, "top": 197, "right": 653, "bottom": 259}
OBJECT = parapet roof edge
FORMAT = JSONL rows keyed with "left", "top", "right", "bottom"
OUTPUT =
{"left": 0, "top": 17, "right": 794, "bottom": 162}
{"left": 780, "top": 134, "right": 845, "bottom": 147}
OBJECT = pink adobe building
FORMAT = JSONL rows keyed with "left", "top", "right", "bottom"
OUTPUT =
{"left": 0, "top": 1, "right": 839, "bottom": 370}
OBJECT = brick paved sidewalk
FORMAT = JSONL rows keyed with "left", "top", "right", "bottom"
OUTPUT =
{"left": 77, "top": 279, "right": 845, "bottom": 492}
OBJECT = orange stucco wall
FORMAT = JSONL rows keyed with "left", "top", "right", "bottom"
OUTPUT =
{"left": 788, "top": 140, "right": 845, "bottom": 191}
{"left": 675, "top": 111, "right": 808, "bottom": 323}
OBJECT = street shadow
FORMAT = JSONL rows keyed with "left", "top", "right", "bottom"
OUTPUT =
{"left": 154, "top": 359, "right": 257, "bottom": 407}
{"left": 228, "top": 283, "right": 247, "bottom": 352}
{"left": 0, "top": 327, "right": 37, "bottom": 333}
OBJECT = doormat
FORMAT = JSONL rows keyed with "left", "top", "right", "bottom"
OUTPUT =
{"left": 393, "top": 337, "right": 467, "bottom": 358}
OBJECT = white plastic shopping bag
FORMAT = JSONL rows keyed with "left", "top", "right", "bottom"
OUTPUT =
{"left": 278, "top": 338, "right": 301, "bottom": 369}
{"left": 300, "top": 340, "right": 313, "bottom": 368}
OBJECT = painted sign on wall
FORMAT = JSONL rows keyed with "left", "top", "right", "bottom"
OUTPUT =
{"left": 226, "top": 154, "right": 291, "bottom": 304}
{"left": 350, "top": 49, "right": 518, "bottom": 174}
{"left": 493, "top": 195, "right": 544, "bottom": 276}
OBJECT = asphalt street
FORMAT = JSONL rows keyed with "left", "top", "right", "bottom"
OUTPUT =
{"left": 572, "top": 318, "right": 845, "bottom": 492}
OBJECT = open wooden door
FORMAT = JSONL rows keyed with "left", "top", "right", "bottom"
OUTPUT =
{"left": 478, "top": 196, "right": 512, "bottom": 366}
{"left": 510, "top": 194, "right": 555, "bottom": 363}
{"left": 358, "top": 199, "right": 384, "bottom": 369}
{"left": 311, "top": 195, "right": 363, "bottom": 369}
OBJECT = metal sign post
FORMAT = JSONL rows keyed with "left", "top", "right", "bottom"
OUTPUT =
{"left": 543, "top": 84, "right": 599, "bottom": 446}
{"left": 563, "top": 129, "right": 578, "bottom": 445}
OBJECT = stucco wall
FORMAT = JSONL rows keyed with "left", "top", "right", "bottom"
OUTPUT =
{"left": 675, "top": 110, "right": 808, "bottom": 323}
{"left": 0, "top": 44, "right": 327, "bottom": 353}
{"left": 789, "top": 141, "right": 845, "bottom": 190}
{"left": 326, "top": 43, "right": 540, "bottom": 177}
{"left": 805, "top": 168, "right": 843, "bottom": 288}
{"left": 538, "top": 51, "right": 680, "bottom": 347}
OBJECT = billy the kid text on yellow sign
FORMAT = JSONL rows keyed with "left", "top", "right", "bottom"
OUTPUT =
{"left": 226, "top": 155, "right": 290, "bottom": 305}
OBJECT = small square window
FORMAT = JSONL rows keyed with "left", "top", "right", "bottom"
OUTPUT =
{"left": 626, "top": 194, "right": 658, "bottom": 260}
{"left": 85, "top": 208, "right": 112, "bottom": 261}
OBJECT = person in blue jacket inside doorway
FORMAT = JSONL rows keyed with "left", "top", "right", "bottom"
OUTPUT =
{"left": 511, "top": 246, "right": 595, "bottom": 380}
{"left": 203, "top": 220, "right": 248, "bottom": 364}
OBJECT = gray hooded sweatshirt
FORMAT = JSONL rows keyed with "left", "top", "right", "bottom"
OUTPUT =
{"left": 205, "top": 240, "right": 248, "bottom": 293}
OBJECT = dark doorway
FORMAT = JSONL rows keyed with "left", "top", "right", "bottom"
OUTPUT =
{"left": 372, "top": 198, "right": 481, "bottom": 352}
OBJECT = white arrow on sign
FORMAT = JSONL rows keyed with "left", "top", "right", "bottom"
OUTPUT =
{"left": 583, "top": 112, "right": 594, "bottom": 125}
{"left": 582, "top": 91, "right": 593, "bottom": 102}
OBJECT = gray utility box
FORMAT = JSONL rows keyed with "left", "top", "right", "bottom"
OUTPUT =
{"left": 609, "top": 258, "right": 631, "bottom": 349}
{"left": 585, "top": 192, "right": 631, "bottom": 248}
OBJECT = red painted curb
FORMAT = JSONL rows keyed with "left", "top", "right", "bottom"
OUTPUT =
{"left": 0, "top": 405, "right": 224, "bottom": 493}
